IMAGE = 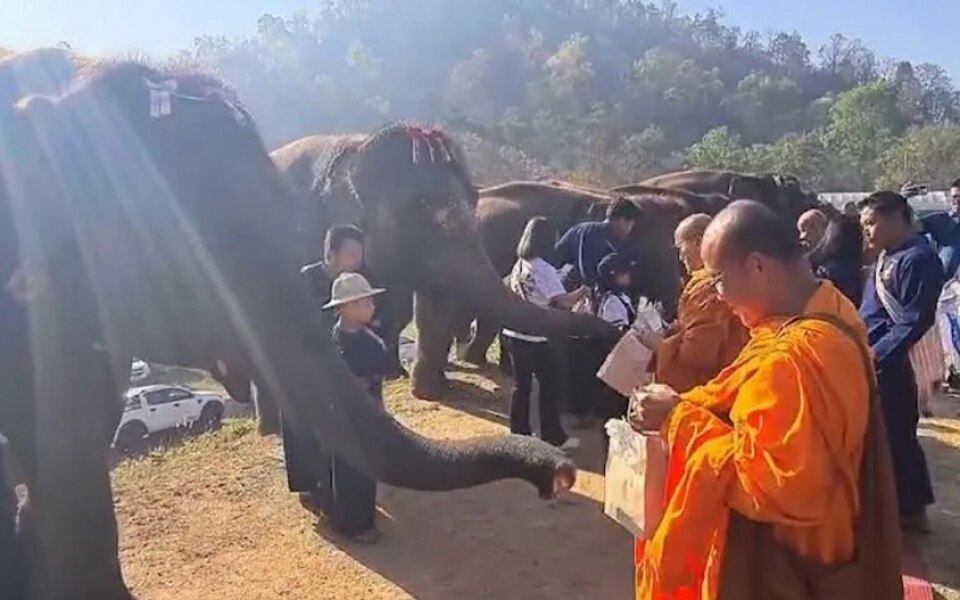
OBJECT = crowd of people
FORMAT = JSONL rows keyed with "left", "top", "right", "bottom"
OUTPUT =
{"left": 4, "top": 177, "right": 954, "bottom": 595}
{"left": 489, "top": 188, "right": 951, "bottom": 597}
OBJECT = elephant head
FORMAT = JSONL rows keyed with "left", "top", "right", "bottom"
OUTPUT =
{"left": 728, "top": 173, "right": 820, "bottom": 223}
{"left": 318, "top": 124, "right": 614, "bottom": 340}
{"left": 0, "top": 61, "right": 577, "bottom": 599}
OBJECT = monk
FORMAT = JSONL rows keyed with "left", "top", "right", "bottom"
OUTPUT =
{"left": 797, "top": 208, "right": 829, "bottom": 251}
{"left": 632, "top": 201, "right": 902, "bottom": 599}
{"left": 638, "top": 213, "right": 748, "bottom": 393}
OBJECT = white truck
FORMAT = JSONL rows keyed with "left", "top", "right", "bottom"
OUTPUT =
{"left": 113, "top": 385, "right": 225, "bottom": 450}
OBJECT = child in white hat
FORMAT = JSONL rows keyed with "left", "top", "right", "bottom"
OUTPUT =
{"left": 320, "top": 272, "right": 390, "bottom": 543}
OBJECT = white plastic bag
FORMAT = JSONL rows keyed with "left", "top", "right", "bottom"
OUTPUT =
{"left": 603, "top": 419, "right": 668, "bottom": 538}
{"left": 597, "top": 334, "right": 654, "bottom": 396}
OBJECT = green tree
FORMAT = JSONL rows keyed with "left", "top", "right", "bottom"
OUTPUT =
{"left": 684, "top": 127, "right": 749, "bottom": 171}
{"left": 822, "top": 81, "right": 902, "bottom": 189}
{"left": 876, "top": 125, "right": 960, "bottom": 189}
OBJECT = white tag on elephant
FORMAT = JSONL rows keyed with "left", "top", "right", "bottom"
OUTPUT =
{"left": 603, "top": 420, "right": 668, "bottom": 539}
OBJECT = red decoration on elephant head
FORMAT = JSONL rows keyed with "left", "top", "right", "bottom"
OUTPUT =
{"left": 403, "top": 125, "right": 454, "bottom": 165}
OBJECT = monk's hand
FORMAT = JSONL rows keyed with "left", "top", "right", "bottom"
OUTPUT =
{"left": 629, "top": 384, "right": 680, "bottom": 432}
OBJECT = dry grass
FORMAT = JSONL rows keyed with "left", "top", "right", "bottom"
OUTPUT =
{"left": 113, "top": 366, "right": 632, "bottom": 600}
{"left": 112, "top": 365, "right": 960, "bottom": 600}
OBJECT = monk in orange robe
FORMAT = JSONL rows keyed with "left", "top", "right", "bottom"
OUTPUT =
{"left": 643, "top": 214, "right": 748, "bottom": 393}
{"left": 632, "top": 201, "right": 902, "bottom": 599}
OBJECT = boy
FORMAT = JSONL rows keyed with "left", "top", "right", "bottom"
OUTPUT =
{"left": 321, "top": 272, "right": 391, "bottom": 543}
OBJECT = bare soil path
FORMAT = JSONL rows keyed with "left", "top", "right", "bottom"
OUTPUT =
{"left": 113, "top": 367, "right": 960, "bottom": 599}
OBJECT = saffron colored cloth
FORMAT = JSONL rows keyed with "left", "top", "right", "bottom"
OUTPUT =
{"left": 636, "top": 282, "right": 870, "bottom": 599}
{"left": 654, "top": 269, "right": 748, "bottom": 393}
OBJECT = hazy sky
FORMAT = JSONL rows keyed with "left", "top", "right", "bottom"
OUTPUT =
{"left": 2, "top": 0, "right": 957, "bottom": 81}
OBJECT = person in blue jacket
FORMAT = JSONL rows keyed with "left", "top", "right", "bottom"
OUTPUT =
{"left": 859, "top": 191, "right": 945, "bottom": 532}
{"left": 919, "top": 178, "right": 960, "bottom": 279}
{"left": 554, "top": 197, "right": 640, "bottom": 289}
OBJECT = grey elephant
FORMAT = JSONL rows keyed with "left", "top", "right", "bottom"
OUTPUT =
{"left": 265, "top": 136, "right": 614, "bottom": 402}
{"left": 0, "top": 58, "right": 605, "bottom": 600}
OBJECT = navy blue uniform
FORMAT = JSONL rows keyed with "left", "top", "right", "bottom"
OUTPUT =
{"left": 555, "top": 222, "right": 621, "bottom": 288}
{"left": 322, "top": 325, "right": 389, "bottom": 534}
{"left": 860, "top": 237, "right": 943, "bottom": 515}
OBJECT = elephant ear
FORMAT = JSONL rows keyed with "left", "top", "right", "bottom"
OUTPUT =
{"left": 312, "top": 140, "right": 365, "bottom": 230}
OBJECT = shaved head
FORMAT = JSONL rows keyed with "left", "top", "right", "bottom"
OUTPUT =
{"left": 704, "top": 200, "right": 804, "bottom": 265}
{"left": 673, "top": 213, "right": 712, "bottom": 245}
{"left": 674, "top": 213, "right": 712, "bottom": 273}
{"left": 702, "top": 201, "right": 812, "bottom": 327}
{"left": 797, "top": 208, "right": 829, "bottom": 250}
{"left": 798, "top": 208, "right": 828, "bottom": 229}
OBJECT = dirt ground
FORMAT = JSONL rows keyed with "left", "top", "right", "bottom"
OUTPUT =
{"left": 113, "top": 365, "right": 960, "bottom": 600}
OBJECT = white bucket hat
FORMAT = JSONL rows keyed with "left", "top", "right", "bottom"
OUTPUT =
{"left": 322, "top": 272, "right": 385, "bottom": 310}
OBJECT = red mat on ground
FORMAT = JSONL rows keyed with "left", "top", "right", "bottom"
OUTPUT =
{"left": 902, "top": 536, "right": 934, "bottom": 600}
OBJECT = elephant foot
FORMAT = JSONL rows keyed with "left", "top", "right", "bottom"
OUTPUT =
{"left": 257, "top": 419, "right": 282, "bottom": 436}
{"left": 411, "top": 370, "right": 451, "bottom": 401}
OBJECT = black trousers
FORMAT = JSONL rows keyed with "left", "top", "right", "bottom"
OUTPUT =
{"left": 281, "top": 405, "right": 378, "bottom": 535}
{"left": 877, "top": 357, "right": 935, "bottom": 516}
{"left": 508, "top": 337, "right": 567, "bottom": 446}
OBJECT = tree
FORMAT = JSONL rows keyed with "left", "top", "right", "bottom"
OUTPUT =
{"left": 176, "top": 0, "right": 959, "bottom": 191}
{"left": 877, "top": 125, "right": 960, "bottom": 189}
{"left": 684, "top": 127, "right": 749, "bottom": 171}
{"left": 822, "top": 81, "right": 902, "bottom": 189}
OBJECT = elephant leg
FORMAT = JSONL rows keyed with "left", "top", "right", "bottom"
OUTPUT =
{"left": 212, "top": 360, "right": 280, "bottom": 435}
{"left": 252, "top": 381, "right": 282, "bottom": 436}
{"left": 29, "top": 346, "right": 131, "bottom": 600}
{"left": 463, "top": 317, "right": 500, "bottom": 366}
{"left": 412, "top": 292, "right": 454, "bottom": 400}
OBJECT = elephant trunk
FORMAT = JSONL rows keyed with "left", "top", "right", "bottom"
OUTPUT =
{"left": 417, "top": 233, "right": 615, "bottom": 340}
{"left": 250, "top": 282, "right": 573, "bottom": 496}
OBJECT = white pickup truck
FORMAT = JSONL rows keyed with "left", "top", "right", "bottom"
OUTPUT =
{"left": 113, "top": 385, "right": 225, "bottom": 450}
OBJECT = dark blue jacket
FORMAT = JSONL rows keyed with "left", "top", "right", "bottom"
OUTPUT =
{"left": 815, "top": 258, "right": 863, "bottom": 307}
{"left": 860, "top": 237, "right": 944, "bottom": 372}
{"left": 555, "top": 222, "right": 620, "bottom": 287}
{"left": 920, "top": 211, "right": 960, "bottom": 278}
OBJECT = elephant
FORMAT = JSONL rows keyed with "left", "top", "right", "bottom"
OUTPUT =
{"left": 266, "top": 138, "right": 614, "bottom": 403}
{"left": 449, "top": 181, "right": 734, "bottom": 370}
{"left": 631, "top": 169, "right": 820, "bottom": 224}
{"left": 0, "top": 59, "right": 606, "bottom": 600}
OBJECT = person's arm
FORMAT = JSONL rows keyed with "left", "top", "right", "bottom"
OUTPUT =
{"left": 872, "top": 255, "right": 942, "bottom": 370}
{"left": 550, "top": 287, "right": 588, "bottom": 310}
{"left": 532, "top": 259, "right": 585, "bottom": 310}
{"left": 662, "top": 351, "right": 846, "bottom": 527}
{"left": 554, "top": 224, "right": 581, "bottom": 269}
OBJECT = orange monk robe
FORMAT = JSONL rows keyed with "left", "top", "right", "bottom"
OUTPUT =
{"left": 655, "top": 269, "right": 749, "bottom": 393}
{"left": 636, "top": 281, "right": 870, "bottom": 600}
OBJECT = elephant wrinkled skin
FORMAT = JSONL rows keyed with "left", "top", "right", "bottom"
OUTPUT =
{"left": 0, "top": 58, "right": 585, "bottom": 600}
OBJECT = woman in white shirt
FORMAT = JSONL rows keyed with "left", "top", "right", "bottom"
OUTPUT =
{"left": 503, "top": 217, "right": 587, "bottom": 450}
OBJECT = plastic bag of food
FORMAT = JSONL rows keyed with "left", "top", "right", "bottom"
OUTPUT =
{"left": 603, "top": 419, "right": 668, "bottom": 538}
{"left": 597, "top": 334, "right": 654, "bottom": 396}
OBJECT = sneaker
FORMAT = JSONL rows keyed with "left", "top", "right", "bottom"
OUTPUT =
{"left": 558, "top": 437, "right": 581, "bottom": 452}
